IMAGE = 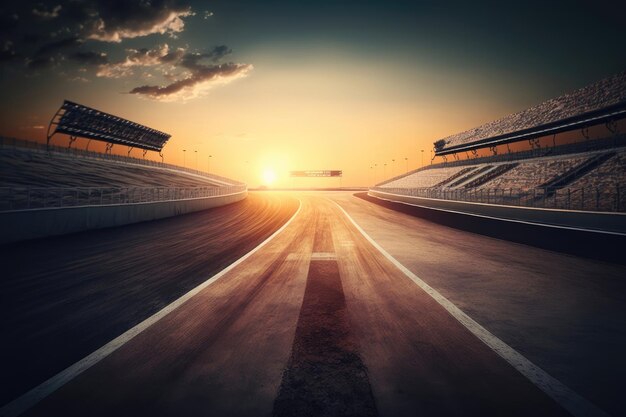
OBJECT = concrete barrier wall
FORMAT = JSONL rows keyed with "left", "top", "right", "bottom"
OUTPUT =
{"left": 368, "top": 189, "right": 626, "bottom": 234}
{"left": 364, "top": 190, "right": 626, "bottom": 264}
{"left": 0, "top": 190, "right": 247, "bottom": 244}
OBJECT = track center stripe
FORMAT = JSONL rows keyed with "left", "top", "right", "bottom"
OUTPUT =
{"left": 332, "top": 199, "right": 609, "bottom": 417}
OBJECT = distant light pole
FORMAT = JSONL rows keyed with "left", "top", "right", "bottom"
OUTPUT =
{"left": 430, "top": 149, "right": 433, "bottom": 165}
{"left": 369, "top": 165, "right": 373, "bottom": 186}
{"left": 374, "top": 164, "right": 378, "bottom": 184}
{"left": 194, "top": 150, "right": 198, "bottom": 170}
{"left": 391, "top": 159, "right": 396, "bottom": 177}
{"left": 404, "top": 157, "right": 408, "bottom": 173}
{"left": 208, "top": 154, "right": 213, "bottom": 173}
{"left": 421, "top": 149, "right": 424, "bottom": 167}
{"left": 384, "top": 163, "right": 387, "bottom": 179}
{"left": 183, "top": 149, "right": 186, "bottom": 167}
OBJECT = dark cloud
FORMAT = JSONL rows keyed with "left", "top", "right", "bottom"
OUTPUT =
{"left": 23, "top": 35, "right": 82, "bottom": 69}
{"left": 180, "top": 46, "right": 232, "bottom": 70}
{"left": 159, "top": 48, "right": 186, "bottom": 63}
{"left": 35, "top": 36, "right": 81, "bottom": 56}
{"left": 1, "top": 1, "right": 252, "bottom": 102}
{"left": 32, "top": 4, "right": 62, "bottom": 20}
{"left": 95, "top": 44, "right": 237, "bottom": 83}
{"left": 69, "top": 51, "right": 108, "bottom": 66}
{"left": 82, "top": 0, "right": 194, "bottom": 42}
{"left": 96, "top": 43, "right": 178, "bottom": 78}
{"left": 26, "top": 55, "right": 56, "bottom": 69}
{"left": 129, "top": 62, "right": 252, "bottom": 101}
{"left": 208, "top": 45, "right": 232, "bottom": 62}
{"left": 127, "top": 45, "right": 171, "bottom": 63}
{"left": 2, "top": 0, "right": 195, "bottom": 73}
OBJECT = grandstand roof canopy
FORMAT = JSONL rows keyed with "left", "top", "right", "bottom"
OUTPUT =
{"left": 48, "top": 100, "right": 171, "bottom": 152}
{"left": 434, "top": 71, "right": 626, "bottom": 156}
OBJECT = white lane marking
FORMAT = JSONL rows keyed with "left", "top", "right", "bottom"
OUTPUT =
{"left": 369, "top": 190, "right": 626, "bottom": 237}
{"left": 0, "top": 199, "right": 303, "bottom": 417}
{"left": 310, "top": 252, "right": 337, "bottom": 260}
{"left": 332, "top": 200, "right": 609, "bottom": 417}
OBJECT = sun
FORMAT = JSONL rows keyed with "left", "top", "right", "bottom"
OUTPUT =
{"left": 261, "top": 168, "right": 277, "bottom": 186}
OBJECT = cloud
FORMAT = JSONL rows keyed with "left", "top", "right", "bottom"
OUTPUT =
{"left": 129, "top": 62, "right": 252, "bottom": 101}
{"left": 32, "top": 4, "right": 62, "bottom": 20}
{"left": 83, "top": 1, "right": 194, "bottom": 43}
{"left": 1, "top": 2, "right": 252, "bottom": 103}
{"left": 25, "top": 55, "right": 56, "bottom": 70}
{"left": 2, "top": 1, "right": 196, "bottom": 73}
{"left": 96, "top": 43, "right": 182, "bottom": 78}
{"left": 180, "top": 46, "right": 232, "bottom": 69}
{"left": 23, "top": 36, "right": 82, "bottom": 69}
{"left": 96, "top": 44, "right": 236, "bottom": 83}
{"left": 120, "top": 44, "right": 250, "bottom": 101}
{"left": 35, "top": 36, "right": 82, "bottom": 56}
{"left": 69, "top": 51, "right": 108, "bottom": 66}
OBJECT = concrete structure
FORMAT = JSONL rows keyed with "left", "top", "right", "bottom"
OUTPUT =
{"left": 0, "top": 189, "right": 247, "bottom": 244}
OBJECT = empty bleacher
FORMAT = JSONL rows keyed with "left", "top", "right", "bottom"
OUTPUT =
{"left": 474, "top": 156, "right": 587, "bottom": 191}
{"left": 376, "top": 147, "right": 625, "bottom": 211}
{"left": 376, "top": 73, "right": 626, "bottom": 212}
{"left": 380, "top": 166, "right": 467, "bottom": 189}
{"left": 0, "top": 147, "right": 221, "bottom": 188}
{"left": 554, "top": 150, "right": 626, "bottom": 211}
{"left": 0, "top": 141, "right": 245, "bottom": 212}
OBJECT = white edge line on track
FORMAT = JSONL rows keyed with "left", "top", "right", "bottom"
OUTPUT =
{"left": 332, "top": 200, "right": 610, "bottom": 417}
{"left": 0, "top": 198, "right": 303, "bottom": 417}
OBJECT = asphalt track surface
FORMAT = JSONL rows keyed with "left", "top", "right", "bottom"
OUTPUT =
{"left": 0, "top": 193, "right": 299, "bottom": 408}
{"left": 2, "top": 191, "right": 625, "bottom": 416}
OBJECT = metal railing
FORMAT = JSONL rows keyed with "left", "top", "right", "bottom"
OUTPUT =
{"left": 372, "top": 185, "right": 625, "bottom": 212}
{"left": 376, "top": 134, "right": 625, "bottom": 187}
{"left": 0, "top": 185, "right": 247, "bottom": 212}
{"left": 0, "top": 136, "right": 244, "bottom": 186}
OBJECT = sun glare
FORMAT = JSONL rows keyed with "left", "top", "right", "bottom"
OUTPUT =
{"left": 261, "top": 168, "right": 277, "bottom": 186}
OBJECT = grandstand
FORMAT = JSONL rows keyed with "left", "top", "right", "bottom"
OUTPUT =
{"left": 0, "top": 137, "right": 245, "bottom": 211}
{"left": 373, "top": 72, "right": 626, "bottom": 212}
{"left": 0, "top": 100, "right": 245, "bottom": 214}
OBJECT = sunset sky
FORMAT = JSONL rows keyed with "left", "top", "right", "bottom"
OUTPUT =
{"left": 1, "top": 1, "right": 625, "bottom": 187}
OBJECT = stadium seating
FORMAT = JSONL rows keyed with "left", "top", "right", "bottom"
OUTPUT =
{"left": 0, "top": 147, "right": 221, "bottom": 188}
{"left": 376, "top": 147, "right": 625, "bottom": 211}
{"left": 437, "top": 72, "right": 626, "bottom": 154}
{"left": 380, "top": 166, "right": 467, "bottom": 189}
{"left": 554, "top": 150, "right": 626, "bottom": 211}
{"left": 382, "top": 73, "right": 626, "bottom": 212}
{"left": 475, "top": 156, "right": 587, "bottom": 190}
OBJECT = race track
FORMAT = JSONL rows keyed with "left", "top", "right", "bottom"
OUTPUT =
{"left": 3, "top": 191, "right": 625, "bottom": 417}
